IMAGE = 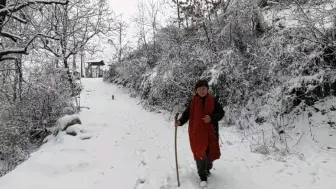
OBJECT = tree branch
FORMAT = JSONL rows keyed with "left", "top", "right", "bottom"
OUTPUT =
{"left": 9, "top": 14, "right": 28, "bottom": 23}
{"left": 0, "top": 0, "right": 68, "bottom": 15}
{"left": 0, "top": 33, "right": 56, "bottom": 58}
{"left": 0, "top": 56, "right": 17, "bottom": 62}
{"left": 0, "top": 48, "right": 27, "bottom": 56}
{"left": 0, "top": 31, "right": 23, "bottom": 42}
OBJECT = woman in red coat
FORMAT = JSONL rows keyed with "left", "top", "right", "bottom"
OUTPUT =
{"left": 175, "top": 79, "right": 224, "bottom": 187}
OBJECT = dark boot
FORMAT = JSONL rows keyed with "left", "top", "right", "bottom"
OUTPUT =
{"left": 196, "top": 159, "right": 207, "bottom": 182}
{"left": 205, "top": 149, "right": 213, "bottom": 176}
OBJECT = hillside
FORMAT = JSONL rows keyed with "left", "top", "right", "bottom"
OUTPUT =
{"left": 104, "top": 0, "right": 336, "bottom": 157}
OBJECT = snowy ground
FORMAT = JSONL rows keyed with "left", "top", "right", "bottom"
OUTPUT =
{"left": 0, "top": 78, "right": 335, "bottom": 189}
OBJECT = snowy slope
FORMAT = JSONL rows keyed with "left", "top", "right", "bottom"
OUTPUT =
{"left": 0, "top": 78, "right": 335, "bottom": 189}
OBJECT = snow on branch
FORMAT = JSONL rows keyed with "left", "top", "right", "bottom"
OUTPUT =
{"left": 0, "top": 56, "right": 17, "bottom": 62}
{"left": 0, "top": 48, "right": 27, "bottom": 56}
{"left": 37, "top": 33, "right": 61, "bottom": 40}
{"left": 9, "top": 14, "right": 28, "bottom": 24}
{"left": 0, "top": 31, "right": 23, "bottom": 42}
{"left": 0, "top": 0, "right": 68, "bottom": 14}
{"left": 0, "top": 33, "right": 56, "bottom": 58}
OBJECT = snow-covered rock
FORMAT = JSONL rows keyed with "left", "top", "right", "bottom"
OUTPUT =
{"left": 42, "top": 134, "right": 56, "bottom": 144}
{"left": 65, "top": 124, "right": 84, "bottom": 136}
{"left": 56, "top": 115, "right": 82, "bottom": 131}
{"left": 79, "top": 134, "right": 92, "bottom": 140}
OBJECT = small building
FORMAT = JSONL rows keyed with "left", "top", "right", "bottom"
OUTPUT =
{"left": 85, "top": 59, "right": 105, "bottom": 78}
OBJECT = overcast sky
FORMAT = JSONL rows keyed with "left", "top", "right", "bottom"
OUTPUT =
{"left": 107, "top": 0, "right": 139, "bottom": 22}
{"left": 88, "top": 0, "right": 174, "bottom": 66}
{"left": 107, "top": 0, "right": 142, "bottom": 48}
{"left": 106, "top": 0, "right": 174, "bottom": 42}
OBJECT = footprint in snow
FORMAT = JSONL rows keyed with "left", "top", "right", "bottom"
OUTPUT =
{"left": 134, "top": 177, "right": 146, "bottom": 189}
{"left": 60, "top": 148, "right": 87, "bottom": 153}
{"left": 311, "top": 172, "right": 317, "bottom": 176}
{"left": 66, "top": 162, "right": 91, "bottom": 172}
{"left": 139, "top": 160, "right": 147, "bottom": 167}
{"left": 136, "top": 149, "right": 146, "bottom": 154}
{"left": 158, "top": 176, "right": 174, "bottom": 189}
{"left": 276, "top": 168, "right": 284, "bottom": 173}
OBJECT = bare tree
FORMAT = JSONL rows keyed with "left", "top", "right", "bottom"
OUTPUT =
{"left": 108, "top": 17, "right": 130, "bottom": 63}
{"left": 133, "top": 0, "right": 150, "bottom": 53}
{"left": 0, "top": 0, "right": 68, "bottom": 62}
{"left": 0, "top": 0, "right": 70, "bottom": 103}
{"left": 36, "top": 0, "right": 116, "bottom": 88}
{"left": 146, "top": 0, "right": 164, "bottom": 54}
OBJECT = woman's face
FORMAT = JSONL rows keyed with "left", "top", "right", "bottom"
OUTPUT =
{"left": 196, "top": 86, "right": 208, "bottom": 97}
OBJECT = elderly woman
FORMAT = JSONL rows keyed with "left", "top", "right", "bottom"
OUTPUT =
{"left": 175, "top": 79, "right": 224, "bottom": 188}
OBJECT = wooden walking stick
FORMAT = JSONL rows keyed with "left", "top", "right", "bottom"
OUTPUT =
{"left": 174, "top": 113, "right": 181, "bottom": 187}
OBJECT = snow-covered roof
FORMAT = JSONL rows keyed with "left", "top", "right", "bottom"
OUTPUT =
{"left": 86, "top": 59, "right": 105, "bottom": 66}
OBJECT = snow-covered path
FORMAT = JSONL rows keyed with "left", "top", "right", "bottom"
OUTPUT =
{"left": 0, "top": 78, "right": 335, "bottom": 189}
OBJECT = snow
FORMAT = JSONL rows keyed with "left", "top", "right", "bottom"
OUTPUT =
{"left": 86, "top": 59, "right": 104, "bottom": 63}
{"left": 263, "top": 3, "right": 335, "bottom": 30}
{"left": 0, "top": 78, "right": 335, "bottom": 189}
{"left": 286, "top": 71, "right": 324, "bottom": 93}
{"left": 65, "top": 124, "right": 85, "bottom": 136}
{"left": 208, "top": 66, "right": 220, "bottom": 86}
{"left": 56, "top": 114, "right": 81, "bottom": 131}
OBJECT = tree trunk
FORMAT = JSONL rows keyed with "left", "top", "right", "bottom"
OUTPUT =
{"left": 80, "top": 51, "right": 84, "bottom": 77}
{"left": 202, "top": 22, "right": 211, "bottom": 47}
{"left": 206, "top": 6, "right": 217, "bottom": 52}
{"left": 177, "top": 0, "right": 181, "bottom": 58}
{"left": 61, "top": 3, "right": 74, "bottom": 91}
{"left": 13, "top": 60, "right": 17, "bottom": 102}
{"left": 0, "top": 0, "right": 7, "bottom": 30}
{"left": 18, "top": 57, "right": 22, "bottom": 101}
{"left": 63, "top": 58, "right": 74, "bottom": 90}
{"left": 119, "top": 25, "right": 122, "bottom": 63}
{"left": 72, "top": 53, "right": 76, "bottom": 70}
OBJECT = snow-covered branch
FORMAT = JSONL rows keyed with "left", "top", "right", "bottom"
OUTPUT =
{"left": 0, "top": 56, "right": 17, "bottom": 62}
{"left": 9, "top": 14, "right": 28, "bottom": 24}
{"left": 0, "top": 68, "right": 17, "bottom": 71}
{"left": 37, "top": 33, "right": 60, "bottom": 40}
{"left": 0, "top": 48, "right": 27, "bottom": 56}
{"left": 0, "top": 0, "right": 68, "bottom": 15}
{"left": 0, "top": 33, "right": 57, "bottom": 58}
{"left": 0, "top": 31, "right": 23, "bottom": 42}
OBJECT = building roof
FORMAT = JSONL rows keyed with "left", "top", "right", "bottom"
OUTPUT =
{"left": 86, "top": 60, "right": 105, "bottom": 66}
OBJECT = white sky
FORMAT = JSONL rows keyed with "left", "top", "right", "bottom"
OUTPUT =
{"left": 107, "top": 0, "right": 142, "bottom": 50}
{"left": 106, "top": 0, "right": 174, "bottom": 44}
{"left": 107, "top": 0, "right": 139, "bottom": 23}
{"left": 84, "top": 0, "right": 174, "bottom": 67}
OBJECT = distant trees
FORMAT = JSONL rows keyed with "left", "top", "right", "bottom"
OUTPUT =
{"left": 0, "top": 0, "right": 68, "bottom": 62}
{"left": 37, "top": 0, "right": 115, "bottom": 87}
{"left": 0, "top": 0, "right": 117, "bottom": 176}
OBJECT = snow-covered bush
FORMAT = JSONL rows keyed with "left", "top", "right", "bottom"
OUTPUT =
{"left": 0, "top": 63, "right": 76, "bottom": 176}
{"left": 104, "top": 0, "right": 336, "bottom": 157}
{"left": 56, "top": 114, "right": 82, "bottom": 131}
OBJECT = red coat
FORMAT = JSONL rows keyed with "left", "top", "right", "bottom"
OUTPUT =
{"left": 188, "top": 94, "right": 221, "bottom": 161}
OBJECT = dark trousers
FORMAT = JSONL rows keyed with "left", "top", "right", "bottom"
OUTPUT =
{"left": 196, "top": 148, "right": 213, "bottom": 181}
